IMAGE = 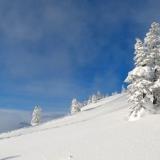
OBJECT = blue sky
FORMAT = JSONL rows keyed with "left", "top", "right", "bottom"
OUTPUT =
{"left": 0, "top": 0, "right": 159, "bottom": 112}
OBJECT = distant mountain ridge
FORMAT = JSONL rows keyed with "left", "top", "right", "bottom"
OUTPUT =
{"left": 0, "top": 108, "right": 65, "bottom": 133}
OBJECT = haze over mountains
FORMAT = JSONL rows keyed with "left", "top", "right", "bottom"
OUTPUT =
{"left": 0, "top": 109, "right": 65, "bottom": 133}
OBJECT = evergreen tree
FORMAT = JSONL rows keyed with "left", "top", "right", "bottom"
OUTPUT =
{"left": 96, "top": 91, "right": 103, "bottom": 100}
{"left": 71, "top": 98, "right": 81, "bottom": 114}
{"left": 125, "top": 38, "right": 153, "bottom": 120}
{"left": 144, "top": 22, "right": 160, "bottom": 108}
{"left": 126, "top": 22, "right": 160, "bottom": 120}
{"left": 91, "top": 94, "right": 97, "bottom": 103}
{"left": 87, "top": 96, "right": 92, "bottom": 104}
{"left": 134, "top": 38, "right": 148, "bottom": 66}
{"left": 31, "top": 105, "right": 42, "bottom": 126}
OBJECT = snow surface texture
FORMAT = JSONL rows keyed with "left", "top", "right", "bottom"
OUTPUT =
{"left": 0, "top": 93, "right": 160, "bottom": 160}
{"left": 0, "top": 109, "right": 65, "bottom": 134}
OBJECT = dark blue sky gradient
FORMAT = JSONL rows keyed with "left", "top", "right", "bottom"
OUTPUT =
{"left": 0, "top": 0, "right": 160, "bottom": 112}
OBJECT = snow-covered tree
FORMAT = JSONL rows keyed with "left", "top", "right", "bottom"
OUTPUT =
{"left": 96, "top": 91, "right": 103, "bottom": 100}
{"left": 87, "top": 96, "right": 92, "bottom": 104}
{"left": 144, "top": 22, "right": 160, "bottom": 108}
{"left": 86, "top": 91, "right": 104, "bottom": 105}
{"left": 126, "top": 22, "right": 160, "bottom": 120}
{"left": 82, "top": 100, "right": 88, "bottom": 107}
{"left": 31, "top": 105, "right": 42, "bottom": 126}
{"left": 134, "top": 38, "right": 148, "bottom": 66}
{"left": 70, "top": 98, "right": 81, "bottom": 114}
{"left": 144, "top": 22, "right": 160, "bottom": 66}
{"left": 125, "top": 38, "right": 154, "bottom": 120}
{"left": 91, "top": 94, "right": 97, "bottom": 103}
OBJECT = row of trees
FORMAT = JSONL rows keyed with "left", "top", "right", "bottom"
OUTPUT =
{"left": 70, "top": 91, "right": 105, "bottom": 114}
{"left": 70, "top": 88, "right": 126, "bottom": 114}
{"left": 30, "top": 86, "right": 126, "bottom": 126}
{"left": 87, "top": 91, "right": 105, "bottom": 104}
{"left": 30, "top": 86, "right": 126, "bottom": 125}
{"left": 30, "top": 92, "right": 105, "bottom": 126}
{"left": 125, "top": 22, "right": 160, "bottom": 120}
{"left": 31, "top": 92, "right": 106, "bottom": 126}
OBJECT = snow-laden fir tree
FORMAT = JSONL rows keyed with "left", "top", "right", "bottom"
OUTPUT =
{"left": 96, "top": 91, "right": 104, "bottom": 100}
{"left": 70, "top": 98, "right": 81, "bottom": 114}
{"left": 31, "top": 105, "right": 42, "bottom": 126}
{"left": 125, "top": 38, "right": 153, "bottom": 120}
{"left": 87, "top": 96, "right": 92, "bottom": 104}
{"left": 91, "top": 94, "right": 97, "bottom": 103}
{"left": 82, "top": 100, "right": 88, "bottom": 107}
{"left": 144, "top": 22, "right": 160, "bottom": 108}
{"left": 134, "top": 38, "right": 148, "bottom": 66}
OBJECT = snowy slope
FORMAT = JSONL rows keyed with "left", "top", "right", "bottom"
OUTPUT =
{"left": 0, "top": 93, "right": 160, "bottom": 160}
